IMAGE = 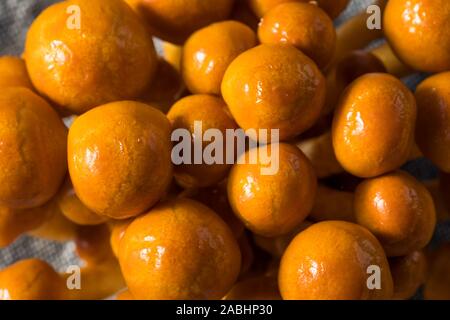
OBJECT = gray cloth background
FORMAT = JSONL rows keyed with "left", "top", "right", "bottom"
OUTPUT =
{"left": 0, "top": 0, "right": 449, "bottom": 297}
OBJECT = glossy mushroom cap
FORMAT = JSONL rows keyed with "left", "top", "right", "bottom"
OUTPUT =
{"left": 384, "top": 0, "right": 450, "bottom": 72}
{"left": 323, "top": 50, "right": 387, "bottom": 115}
{"left": 68, "top": 101, "right": 173, "bottom": 219}
{"left": 0, "top": 204, "right": 51, "bottom": 248}
{"left": 258, "top": 2, "right": 336, "bottom": 69}
{"left": 228, "top": 143, "right": 317, "bottom": 237}
{"left": 139, "top": 58, "right": 185, "bottom": 114}
{"left": 0, "top": 87, "right": 67, "bottom": 209}
{"left": 248, "top": 0, "right": 349, "bottom": 19}
{"left": 279, "top": 221, "right": 394, "bottom": 300}
{"left": 415, "top": 72, "right": 450, "bottom": 172}
{"left": 0, "top": 259, "right": 67, "bottom": 300}
{"left": 110, "top": 219, "right": 133, "bottom": 258}
{"left": 167, "top": 94, "right": 238, "bottom": 188}
{"left": 57, "top": 178, "right": 108, "bottom": 226}
{"left": 184, "top": 182, "right": 245, "bottom": 239}
{"left": 222, "top": 44, "right": 326, "bottom": 142}
{"left": 183, "top": 21, "right": 257, "bottom": 95}
{"left": 25, "top": 0, "right": 158, "bottom": 114}
{"left": 0, "top": 56, "right": 33, "bottom": 90}
{"left": 118, "top": 198, "right": 241, "bottom": 300}
{"left": 389, "top": 250, "right": 427, "bottom": 300}
{"left": 125, "top": 0, "right": 234, "bottom": 44}
{"left": 354, "top": 171, "right": 436, "bottom": 257}
{"left": 225, "top": 274, "right": 281, "bottom": 300}
{"left": 332, "top": 73, "right": 416, "bottom": 178}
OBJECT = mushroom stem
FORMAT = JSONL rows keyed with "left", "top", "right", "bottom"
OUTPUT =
{"left": 296, "top": 131, "right": 422, "bottom": 179}
{"left": 329, "top": 0, "right": 387, "bottom": 69}
{"left": 371, "top": 42, "right": 414, "bottom": 78}
{"left": 161, "top": 41, "right": 182, "bottom": 71}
